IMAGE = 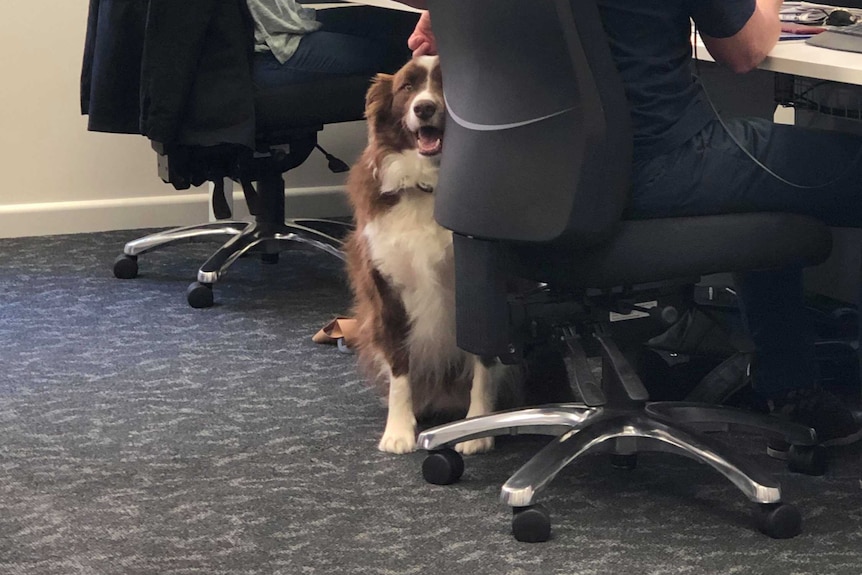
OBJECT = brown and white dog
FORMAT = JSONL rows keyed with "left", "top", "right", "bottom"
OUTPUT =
{"left": 343, "top": 56, "right": 530, "bottom": 455}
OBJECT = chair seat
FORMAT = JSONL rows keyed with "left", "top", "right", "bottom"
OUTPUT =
{"left": 254, "top": 74, "right": 372, "bottom": 142}
{"left": 513, "top": 212, "right": 833, "bottom": 288}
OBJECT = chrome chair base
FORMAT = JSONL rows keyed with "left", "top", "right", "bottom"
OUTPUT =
{"left": 113, "top": 217, "right": 350, "bottom": 308}
{"left": 417, "top": 335, "right": 824, "bottom": 541}
{"left": 122, "top": 221, "right": 251, "bottom": 257}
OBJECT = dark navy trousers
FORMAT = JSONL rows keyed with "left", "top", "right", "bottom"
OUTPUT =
{"left": 252, "top": 6, "right": 418, "bottom": 88}
{"left": 629, "top": 117, "right": 862, "bottom": 397}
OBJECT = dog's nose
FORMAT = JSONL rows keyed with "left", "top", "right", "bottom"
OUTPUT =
{"left": 413, "top": 100, "right": 437, "bottom": 121}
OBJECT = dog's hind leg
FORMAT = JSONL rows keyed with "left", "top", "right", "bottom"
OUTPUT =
{"left": 454, "top": 356, "right": 498, "bottom": 455}
{"left": 379, "top": 370, "right": 417, "bottom": 454}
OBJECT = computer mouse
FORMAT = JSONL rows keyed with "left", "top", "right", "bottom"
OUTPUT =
{"left": 826, "top": 9, "right": 855, "bottom": 26}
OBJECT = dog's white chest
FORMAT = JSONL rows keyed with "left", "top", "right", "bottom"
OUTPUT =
{"left": 364, "top": 191, "right": 453, "bottom": 292}
{"left": 363, "top": 190, "right": 461, "bottom": 370}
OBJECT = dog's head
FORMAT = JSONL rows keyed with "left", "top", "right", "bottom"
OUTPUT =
{"left": 365, "top": 56, "right": 444, "bottom": 157}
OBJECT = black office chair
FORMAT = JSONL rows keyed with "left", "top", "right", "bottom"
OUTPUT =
{"left": 85, "top": 0, "right": 412, "bottom": 308}
{"left": 416, "top": 0, "right": 833, "bottom": 542}
{"left": 111, "top": 75, "right": 367, "bottom": 308}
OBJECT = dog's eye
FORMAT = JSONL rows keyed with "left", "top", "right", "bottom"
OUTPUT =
{"left": 400, "top": 83, "right": 413, "bottom": 92}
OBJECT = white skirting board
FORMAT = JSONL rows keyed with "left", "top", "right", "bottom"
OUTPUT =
{"left": 0, "top": 186, "right": 351, "bottom": 239}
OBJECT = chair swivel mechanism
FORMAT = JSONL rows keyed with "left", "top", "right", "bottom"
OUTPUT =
{"left": 112, "top": 75, "right": 371, "bottom": 308}
{"left": 416, "top": 0, "right": 833, "bottom": 542}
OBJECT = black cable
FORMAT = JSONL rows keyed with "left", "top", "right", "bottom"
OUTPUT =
{"left": 315, "top": 144, "right": 350, "bottom": 173}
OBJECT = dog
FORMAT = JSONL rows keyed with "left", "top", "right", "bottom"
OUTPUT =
{"left": 342, "top": 56, "right": 523, "bottom": 455}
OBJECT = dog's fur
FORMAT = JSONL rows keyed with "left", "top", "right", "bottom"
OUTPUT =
{"left": 343, "top": 56, "right": 530, "bottom": 455}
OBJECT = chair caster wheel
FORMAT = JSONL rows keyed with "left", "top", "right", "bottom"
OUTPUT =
{"left": 766, "top": 438, "right": 790, "bottom": 461}
{"left": 261, "top": 253, "right": 279, "bottom": 265}
{"left": 754, "top": 502, "right": 802, "bottom": 539}
{"left": 113, "top": 254, "right": 138, "bottom": 279}
{"left": 611, "top": 453, "right": 637, "bottom": 470}
{"left": 422, "top": 448, "right": 464, "bottom": 485}
{"left": 186, "top": 282, "right": 214, "bottom": 309}
{"left": 512, "top": 504, "right": 551, "bottom": 543}
{"left": 787, "top": 444, "right": 827, "bottom": 476}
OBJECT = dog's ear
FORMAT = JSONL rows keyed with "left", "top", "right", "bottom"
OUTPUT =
{"left": 365, "top": 74, "right": 394, "bottom": 133}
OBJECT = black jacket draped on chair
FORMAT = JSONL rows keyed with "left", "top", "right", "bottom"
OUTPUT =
{"left": 81, "top": 0, "right": 257, "bottom": 148}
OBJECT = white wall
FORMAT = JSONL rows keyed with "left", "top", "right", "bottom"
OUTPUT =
{"left": 0, "top": 0, "right": 364, "bottom": 238}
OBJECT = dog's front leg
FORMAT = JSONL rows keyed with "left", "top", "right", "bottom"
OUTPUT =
{"left": 379, "top": 372, "right": 417, "bottom": 454}
{"left": 455, "top": 356, "right": 497, "bottom": 455}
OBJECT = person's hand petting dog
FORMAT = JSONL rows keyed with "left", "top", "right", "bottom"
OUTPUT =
{"left": 408, "top": 11, "right": 437, "bottom": 57}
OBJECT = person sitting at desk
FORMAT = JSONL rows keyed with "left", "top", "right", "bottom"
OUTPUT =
{"left": 404, "top": 0, "right": 862, "bottom": 452}
{"left": 247, "top": 0, "right": 419, "bottom": 88}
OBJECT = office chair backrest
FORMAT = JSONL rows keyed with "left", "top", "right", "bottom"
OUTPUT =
{"left": 430, "top": 0, "right": 632, "bottom": 246}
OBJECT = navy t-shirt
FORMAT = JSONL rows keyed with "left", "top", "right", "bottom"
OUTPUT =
{"left": 595, "top": 0, "right": 755, "bottom": 161}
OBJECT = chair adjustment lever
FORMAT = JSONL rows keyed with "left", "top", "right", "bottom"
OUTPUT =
{"left": 594, "top": 334, "right": 650, "bottom": 403}
{"left": 210, "top": 179, "right": 232, "bottom": 220}
{"left": 240, "top": 179, "right": 260, "bottom": 216}
{"left": 561, "top": 327, "right": 606, "bottom": 407}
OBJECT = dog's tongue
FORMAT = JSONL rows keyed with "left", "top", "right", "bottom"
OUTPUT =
{"left": 417, "top": 127, "right": 442, "bottom": 155}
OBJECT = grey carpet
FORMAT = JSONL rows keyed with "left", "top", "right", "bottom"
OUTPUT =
{"left": 0, "top": 230, "right": 860, "bottom": 575}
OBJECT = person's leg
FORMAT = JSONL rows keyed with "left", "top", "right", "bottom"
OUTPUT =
{"left": 315, "top": 5, "right": 420, "bottom": 43}
{"left": 254, "top": 7, "right": 417, "bottom": 88}
{"left": 313, "top": 6, "right": 418, "bottom": 72}
{"left": 629, "top": 118, "right": 862, "bottom": 226}
{"left": 629, "top": 118, "right": 862, "bottom": 445}
{"left": 254, "top": 31, "right": 396, "bottom": 87}
{"left": 731, "top": 267, "right": 817, "bottom": 398}
{"left": 729, "top": 267, "right": 861, "bottom": 449}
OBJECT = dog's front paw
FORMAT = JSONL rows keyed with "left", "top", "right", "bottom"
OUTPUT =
{"left": 378, "top": 428, "right": 417, "bottom": 454}
{"left": 416, "top": 181, "right": 434, "bottom": 193}
{"left": 415, "top": 164, "right": 438, "bottom": 193}
{"left": 379, "top": 155, "right": 414, "bottom": 194}
{"left": 455, "top": 436, "right": 494, "bottom": 455}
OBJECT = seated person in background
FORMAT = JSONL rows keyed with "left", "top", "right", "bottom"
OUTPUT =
{"left": 403, "top": 0, "right": 862, "bottom": 451}
{"left": 247, "top": 0, "right": 419, "bottom": 88}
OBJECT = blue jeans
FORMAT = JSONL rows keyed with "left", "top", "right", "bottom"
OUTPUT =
{"left": 629, "top": 118, "right": 862, "bottom": 397}
{"left": 253, "top": 6, "right": 418, "bottom": 88}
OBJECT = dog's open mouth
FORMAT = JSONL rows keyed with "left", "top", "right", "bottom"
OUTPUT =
{"left": 416, "top": 126, "right": 443, "bottom": 156}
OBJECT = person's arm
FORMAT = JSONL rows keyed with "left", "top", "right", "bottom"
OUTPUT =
{"left": 408, "top": 11, "right": 436, "bottom": 57}
{"left": 700, "top": 0, "right": 783, "bottom": 73}
{"left": 396, "top": 0, "right": 433, "bottom": 57}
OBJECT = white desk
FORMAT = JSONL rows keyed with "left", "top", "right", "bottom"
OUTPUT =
{"left": 695, "top": 36, "right": 862, "bottom": 85}
{"left": 354, "top": 0, "right": 421, "bottom": 9}
{"left": 762, "top": 41, "right": 862, "bottom": 84}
